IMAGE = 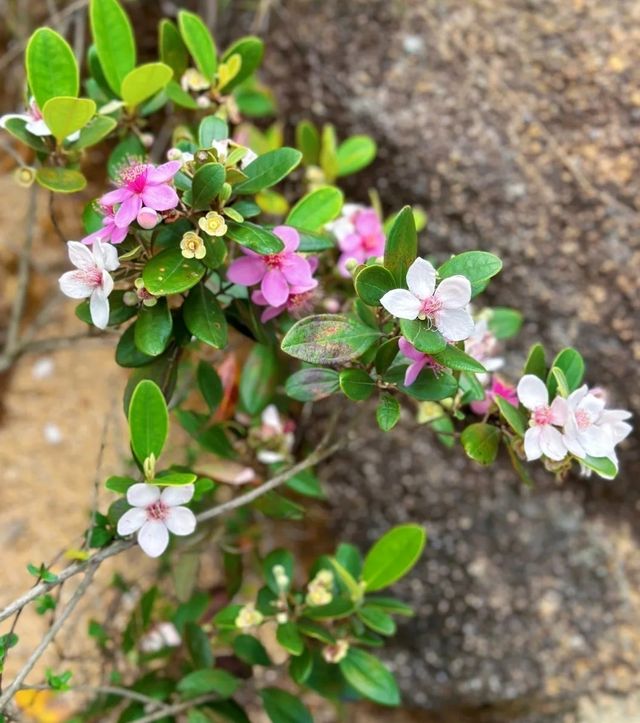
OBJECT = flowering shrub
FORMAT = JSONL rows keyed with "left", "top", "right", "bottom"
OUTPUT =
{"left": 0, "top": 1, "right": 632, "bottom": 720}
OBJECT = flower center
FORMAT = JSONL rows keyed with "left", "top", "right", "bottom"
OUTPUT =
{"left": 575, "top": 408, "right": 591, "bottom": 430}
{"left": 362, "top": 234, "right": 380, "bottom": 251}
{"left": 82, "top": 268, "right": 103, "bottom": 288}
{"left": 264, "top": 253, "right": 283, "bottom": 269}
{"left": 146, "top": 500, "right": 170, "bottom": 521}
{"left": 119, "top": 163, "right": 148, "bottom": 193}
{"left": 532, "top": 405, "right": 553, "bottom": 426}
{"left": 425, "top": 355, "right": 446, "bottom": 376}
{"left": 418, "top": 295, "right": 443, "bottom": 321}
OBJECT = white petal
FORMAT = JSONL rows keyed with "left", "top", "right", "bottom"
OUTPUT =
{"left": 563, "top": 421, "right": 586, "bottom": 459}
{"left": 101, "top": 270, "right": 114, "bottom": 296}
{"left": 127, "top": 483, "right": 160, "bottom": 507}
{"left": 261, "top": 404, "right": 282, "bottom": 432}
{"left": 566, "top": 385, "right": 588, "bottom": 411}
{"left": 539, "top": 426, "right": 567, "bottom": 461}
{"left": 161, "top": 484, "right": 195, "bottom": 506}
{"left": 406, "top": 258, "right": 436, "bottom": 299}
{"left": 137, "top": 520, "right": 169, "bottom": 558}
{"left": 605, "top": 419, "right": 633, "bottom": 446}
{"left": 579, "top": 394, "right": 605, "bottom": 420}
{"left": 94, "top": 240, "right": 119, "bottom": 271}
{"left": 117, "top": 507, "right": 147, "bottom": 536}
{"left": 549, "top": 397, "right": 568, "bottom": 426}
{"left": 67, "top": 241, "right": 95, "bottom": 271}
{"left": 257, "top": 450, "right": 286, "bottom": 464}
{"left": 59, "top": 270, "right": 93, "bottom": 299}
{"left": 517, "top": 375, "right": 549, "bottom": 411}
{"left": 0, "top": 113, "right": 30, "bottom": 128}
{"left": 578, "top": 425, "right": 614, "bottom": 458}
{"left": 435, "top": 275, "right": 471, "bottom": 309}
{"left": 380, "top": 289, "right": 421, "bottom": 320}
{"left": 435, "top": 308, "right": 475, "bottom": 342}
{"left": 164, "top": 506, "right": 197, "bottom": 536}
{"left": 524, "top": 427, "right": 543, "bottom": 461}
{"left": 90, "top": 287, "right": 110, "bottom": 329}
{"left": 25, "top": 118, "right": 52, "bottom": 136}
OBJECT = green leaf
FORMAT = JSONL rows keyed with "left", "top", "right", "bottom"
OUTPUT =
{"left": 494, "top": 396, "right": 526, "bottom": 436}
{"left": 384, "top": 365, "right": 457, "bottom": 401}
{"left": 354, "top": 265, "right": 395, "bottom": 306}
{"left": 376, "top": 393, "right": 401, "bottom": 431}
{"left": 399, "top": 319, "right": 447, "bottom": 354}
{"left": 336, "top": 135, "right": 377, "bottom": 177}
{"left": 362, "top": 524, "right": 426, "bottom": 592}
{"left": 286, "top": 186, "right": 344, "bottom": 231}
{"left": 488, "top": 307, "right": 523, "bottom": 340}
{"left": 177, "top": 669, "right": 239, "bottom": 699}
{"left": 276, "top": 622, "right": 304, "bottom": 656}
{"left": 282, "top": 314, "right": 381, "bottom": 365}
{"left": 159, "top": 19, "right": 188, "bottom": 79}
{"left": 296, "top": 229, "right": 335, "bottom": 252}
{"left": 438, "top": 251, "right": 502, "bottom": 297}
{"left": 259, "top": 687, "right": 312, "bottom": 723}
{"left": 384, "top": 206, "right": 417, "bottom": 287}
{"left": 431, "top": 344, "right": 486, "bottom": 373}
{"left": 319, "top": 123, "right": 338, "bottom": 180}
{"left": 191, "top": 163, "right": 225, "bottom": 210}
{"left": 286, "top": 469, "right": 325, "bottom": 499}
{"left": 220, "top": 36, "right": 264, "bottom": 92}
{"left": 336, "top": 543, "right": 363, "bottom": 579}
{"left": 89, "top": 0, "right": 136, "bottom": 95}
{"left": 233, "top": 635, "right": 271, "bottom": 666}
{"left": 295, "top": 120, "right": 320, "bottom": 166}
{"left": 364, "top": 596, "right": 414, "bottom": 617}
{"left": 198, "top": 116, "right": 229, "bottom": 148}
{"left": 105, "top": 475, "right": 135, "bottom": 494}
{"left": 197, "top": 361, "right": 223, "bottom": 412}
{"left": 375, "top": 338, "right": 399, "bottom": 375}
{"left": 234, "top": 148, "right": 302, "bottom": 195}
{"left": 26, "top": 28, "right": 79, "bottom": 109}
{"left": 524, "top": 343, "right": 546, "bottom": 379}
{"left": 41, "top": 97, "right": 95, "bottom": 143}
{"left": 305, "top": 598, "right": 355, "bottom": 619}
{"left": 285, "top": 368, "right": 340, "bottom": 402}
{"left": 143, "top": 247, "right": 205, "bottom": 296}
{"left": 225, "top": 221, "right": 284, "bottom": 255}
{"left": 153, "top": 471, "right": 198, "bottom": 487}
{"left": 239, "top": 344, "right": 278, "bottom": 414}
{"left": 339, "top": 648, "right": 400, "bottom": 706}
{"left": 548, "top": 367, "right": 570, "bottom": 398}
{"left": 183, "top": 283, "right": 227, "bottom": 349}
{"left": 548, "top": 347, "right": 585, "bottom": 395}
{"left": 289, "top": 648, "right": 313, "bottom": 684}
{"left": 116, "top": 324, "right": 154, "bottom": 367}
{"left": 339, "top": 368, "right": 376, "bottom": 401}
{"left": 461, "top": 423, "right": 501, "bottom": 465}
{"left": 127, "top": 380, "right": 168, "bottom": 465}
{"left": 358, "top": 606, "right": 396, "bottom": 636}
{"left": 66, "top": 114, "right": 116, "bottom": 149}
{"left": 36, "top": 167, "right": 86, "bottom": 193}
{"left": 178, "top": 10, "right": 217, "bottom": 79}
{"left": 185, "top": 622, "right": 214, "bottom": 669}
{"left": 121, "top": 62, "right": 172, "bottom": 108}
{"left": 166, "top": 79, "right": 200, "bottom": 109}
{"left": 297, "top": 620, "right": 335, "bottom": 644}
{"left": 2, "top": 118, "right": 48, "bottom": 152}
{"left": 134, "top": 299, "right": 173, "bottom": 357}
{"left": 581, "top": 455, "right": 618, "bottom": 480}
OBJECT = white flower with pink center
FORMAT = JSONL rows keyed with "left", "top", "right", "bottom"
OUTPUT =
{"left": 117, "top": 483, "right": 197, "bottom": 558}
{"left": 58, "top": 240, "right": 119, "bottom": 329}
{"left": 562, "top": 385, "right": 632, "bottom": 474}
{"left": 380, "top": 258, "right": 474, "bottom": 342}
{"left": 517, "top": 374, "right": 568, "bottom": 461}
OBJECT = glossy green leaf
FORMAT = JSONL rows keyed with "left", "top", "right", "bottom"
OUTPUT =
{"left": 296, "top": 229, "right": 335, "bottom": 252}
{"left": 143, "top": 247, "right": 205, "bottom": 296}
{"left": 354, "top": 265, "right": 395, "bottom": 306}
{"left": 67, "top": 115, "right": 116, "bottom": 149}
{"left": 281, "top": 314, "right": 381, "bottom": 365}
{"left": 336, "top": 135, "right": 377, "bottom": 177}
{"left": 295, "top": 120, "right": 320, "bottom": 166}
{"left": 376, "top": 393, "right": 401, "bottom": 431}
{"left": 36, "top": 167, "right": 86, "bottom": 193}
{"left": 159, "top": 19, "right": 188, "bottom": 78}
{"left": 134, "top": 299, "right": 173, "bottom": 357}
{"left": 191, "top": 162, "right": 225, "bottom": 210}
{"left": 319, "top": 123, "right": 338, "bottom": 180}
{"left": 362, "top": 524, "right": 426, "bottom": 592}
{"left": 431, "top": 344, "right": 486, "bottom": 373}
{"left": 184, "top": 622, "right": 214, "bottom": 669}
{"left": 26, "top": 28, "right": 79, "bottom": 109}
{"left": 233, "top": 634, "right": 271, "bottom": 666}
{"left": 178, "top": 10, "right": 217, "bottom": 79}
{"left": 339, "top": 368, "right": 376, "bottom": 401}
{"left": 286, "top": 186, "right": 344, "bottom": 231}
{"left": 220, "top": 36, "right": 264, "bottom": 91}
{"left": 286, "top": 469, "right": 325, "bottom": 499}
{"left": 183, "top": 283, "right": 227, "bottom": 349}
{"left": 105, "top": 475, "right": 136, "bottom": 494}
{"left": 399, "top": 319, "right": 447, "bottom": 354}
{"left": 121, "top": 62, "right": 172, "bottom": 108}
{"left": 358, "top": 605, "right": 396, "bottom": 636}
{"left": 153, "top": 471, "right": 198, "bottom": 487}
{"left": 166, "top": 79, "right": 200, "bottom": 109}
{"left": 384, "top": 206, "right": 417, "bottom": 287}
{"left": 438, "top": 251, "right": 502, "bottom": 297}
{"left": 384, "top": 365, "right": 457, "bottom": 401}
{"left": 89, "top": 0, "right": 136, "bottom": 95}
{"left": 364, "top": 596, "right": 414, "bottom": 617}
{"left": 225, "top": 221, "right": 284, "bottom": 254}
{"left": 234, "top": 148, "right": 302, "bottom": 195}
{"left": 285, "top": 367, "right": 340, "bottom": 402}
{"left": 177, "top": 668, "right": 239, "bottom": 699}
{"left": 339, "top": 648, "right": 400, "bottom": 706}
{"left": 197, "top": 361, "right": 223, "bottom": 412}
{"left": 524, "top": 342, "right": 546, "bottom": 379}
{"left": 581, "top": 455, "right": 618, "bottom": 480}
{"left": 494, "top": 396, "right": 527, "bottom": 436}
{"left": 127, "top": 379, "right": 168, "bottom": 465}
{"left": 289, "top": 648, "right": 313, "bottom": 684}
{"left": 374, "top": 338, "right": 399, "bottom": 375}
{"left": 42, "top": 97, "right": 95, "bottom": 143}
{"left": 488, "top": 307, "right": 523, "bottom": 340}
{"left": 461, "top": 423, "right": 501, "bottom": 465}
{"left": 198, "top": 116, "right": 229, "bottom": 147}
{"left": 2, "top": 118, "right": 48, "bottom": 152}
{"left": 549, "top": 367, "right": 570, "bottom": 398}
{"left": 259, "top": 687, "right": 312, "bottom": 723}
{"left": 276, "top": 622, "right": 304, "bottom": 656}
{"left": 239, "top": 344, "right": 278, "bottom": 415}
{"left": 548, "top": 347, "right": 585, "bottom": 396}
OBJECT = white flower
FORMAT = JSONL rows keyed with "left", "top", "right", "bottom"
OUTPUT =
{"left": 210, "top": 138, "right": 256, "bottom": 169}
{"left": 517, "top": 375, "right": 568, "bottom": 462}
{"left": 117, "top": 484, "right": 197, "bottom": 558}
{"left": 464, "top": 318, "right": 504, "bottom": 382}
{"left": 256, "top": 404, "right": 295, "bottom": 464}
{"left": 380, "top": 258, "right": 474, "bottom": 342}
{"left": 325, "top": 203, "right": 363, "bottom": 242}
{"left": 240, "top": 148, "right": 258, "bottom": 169}
{"left": 58, "top": 240, "right": 119, "bottom": 329}
{"left": 235, "top": 603, "right": 263, "bottom": 629}
{"left": 139, "top": 622, "right": 181, "bottom": 652}
{"left": 562, "top": 385, "right": 632, "bottom": 475}
{"left": 0, "top": 98, "right": 80, "bottom": 141}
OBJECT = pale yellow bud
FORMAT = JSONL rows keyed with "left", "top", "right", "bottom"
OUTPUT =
{"left": 181, "top": 68, "right": 211, "bottom": 92}
{"left": 235, "top": 603, "right": 264, "bottom": 630}
{"left": 14, "top": 166, "right": 35, "bottom": 188}
{"left": 198, "top": 211, "right": 228, "bottom": 237}
{"left": 180, "top": 231, "right": 206, "bottom": 260}
{"left": 322, "top": 639, "right": 349, "bottom": 664}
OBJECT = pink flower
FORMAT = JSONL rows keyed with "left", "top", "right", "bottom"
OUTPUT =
{"left": 517, "top": 374, "right": 568, "bottom": 461}
{"left": 226, "top": 226, "right": 316, "bottom": 307}
{"left": 327, "top": 205, "right": 386, "bottom": 277}
{"left": 251, "top": 257, "right": 318, "bottom": 322}
{"left": 81, "top": 205, "right": 129, "bottom": 245}
{"left": 100, "top": 160, "right": 181, "bottom": 229}
{"left": 137, "top": 207, "right": 160, "bottom": 229}
{"left": 471, "top": 377, "right": 518, "bottom": 415}
{"left": 58, "top": 240, "right": 119, "bottom": 329}
{"left": 398, "top": 337, "right": 446, "bottom": 386}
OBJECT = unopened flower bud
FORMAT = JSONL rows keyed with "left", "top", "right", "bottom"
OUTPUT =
{"left": 198, "top": 211, "right": 227, "bottom": 237}
{"left": 123, "top": 290, "right": 138, "bottom": 306}
{"left": 235, "top": 603, "right": 263, "bottom": 630}
{"left": 137, "top": 207, "right": 160, "bottom": 229}
{"left": 276, "top": 611, "right": 288, "bottom": 624}
{"left": 180, "top": 231, "right": 206, "bottom": 260}
{"left": 219, "top": 183, "right": 232, "bottom": 202}
{"left": 196, "top": 95, "right": 212, "bottom": 109}
{"left": 140, "top": 133, "right": 154, "bottom": 148}
{"left": 322, "top": 639, "right": 349, "bottom": 664}
{"left": 167, "top": 147, "right": 183, "bottom": 161}
{"left": 195, "top": 150, "right": 210, "bottom": 165}
{"left": 14, "top": 166, "right": 35, "bottom": 188}
{"left": 272, "top": 564, "right": 290, "bottom": 592}
{"left": 143, "top": 453, "right": 156, "bottom": 481}
{"left": 181, "top": 68, "right": 211, "bottom": 92}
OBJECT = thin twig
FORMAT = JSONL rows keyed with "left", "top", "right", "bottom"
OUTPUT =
{"left": 131, "top": 692, "right": 223, "bottom": 723}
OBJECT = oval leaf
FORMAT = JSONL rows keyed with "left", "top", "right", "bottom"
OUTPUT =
{"left": 128, "top": 379, "right": 168, "bottom": 465}
{"left": 183, "top": 283, "right": 228, "bottom": 349}
{"left": 42, "top": 97, "right": 95, "bottom": 143}
{"left": 67, "top": 115, "right": 116, "bottom": 149}
{"left": 339, "top": 368, "right": 376, "bottom": 401}
{"left": 159, "top": 19, "right": 188, "bottom": 78}
{"left": 220, "top": 36, "right": 264, "bottom": 92}
{"left": 134, "top": 299, "right": 173, "bottom": 357}
{"left": 143, "top": 247, "right": 205, "bottom": 296}
{"left": 438, "top": 251, "right": 502, "bottom": 297}
{"left": 354, "top": 265, "right": 395, "bottom": 307}
{"left": 286, "top": 186, "right": 344, "bottom": 231}
{"left": 239, "top": 344, "right": 278, "bottom": 415}
{"left": 336, "top": 135, "right": 377, "bottom": 177}
{"left": 461, "top": 423, "right": 501, "bottom": 465}
{"left": 225, "top": 221, "right": 284, "bottom": 255}
{"left": 178, "top": 10, "right": 217, "bottom": 79}
{"left": 36, "top": 167, "right": 86, "bottom": 193}
{"left": 362, "top": 524, "right": 426, "bottom": 592}
{"left": 89, "top": 0, "right": 136, "bottom": 95}
{"left": 259, "top": 687, "right": 312, "bottom": 723}
{"left": 191, "top": 162, "right": 225, "bottom": 210}
{"left": 26, "top": 28, "right": 79, "bottom": 109}
{"left": 339, "top": 648, "right": 400, "bottom": 706}
{"left": 285, "top": 368, "right": 340, "bottom": 402}
{"left": 383, "top": 206, "right": 417, "bottom": 287}
{"left": 234, "top": 148, "right": 302, "bottom": 195}
{"left": 121, "top": 62, "right": 172, "bottom": 108}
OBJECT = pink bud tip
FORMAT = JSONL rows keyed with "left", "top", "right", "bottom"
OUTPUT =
{"left": 137, "top": 207, "right": 160, "bottom": 229}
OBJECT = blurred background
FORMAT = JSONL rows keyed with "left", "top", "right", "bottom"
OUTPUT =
{"left": 1, "top": 1, "right": 639, "bottom": 721}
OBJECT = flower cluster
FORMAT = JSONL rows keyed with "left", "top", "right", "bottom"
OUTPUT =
{"left": 327, "top": 204, "right": 386, "bottom": 276}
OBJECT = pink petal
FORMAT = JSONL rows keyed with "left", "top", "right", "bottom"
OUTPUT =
{"left": 101, "top": 187, "right": 130, "bottom": 206}
{"left": 354, "top": 209, "right": 382, "bottom": 236}
{"left": 404, "top": 358, "right": 427, "bottom": 386}
{"left": 227, "top": 256, "right": 266, "bottom": 286}
{"left": 261, "top": 305, "right": 285, "bottom": 322}
{"left": 273, "top": 225, "right": 300, "bottom": 252}
{"left": 261, "top": 268, "right": 290, "bottom": 306}
{"left": 146, "top": 160, "right": 181, "bottom": 184}
{"left": 80, "top": 228, "right": 108, "bottom": 245}
{"left": 111, "top": 224, "right": 129, "bottom": 244}
{"left": 251, "top": 289, "right": 268, "bottom": 305}
{"left": 398, "top": 337, "right": 425, "bottom": 362}
{"left": 549, "top": 397, "right": 568, "bottom": 426}
{"left": 339, "top": 232, "right": 364, "bottom": 253}
{"left": 115, "top": 194, "right": 142, "bottom": 228}
{"left": 281, "top": 254, "right": 314, "bottom": 286}
{"left": 141, "top": 184, "right": 179, "bottom": 212}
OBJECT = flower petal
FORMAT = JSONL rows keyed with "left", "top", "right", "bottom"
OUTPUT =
{"left": 273, "top": 225, "right": 300, "bottom": 252}
{"left": 435, "top": 307, "right": 475, "bottom": 342}
{"left": 115, "top": 194, "right": 141, "bottom": 228}
{"left": 164, "top": 506, "right": 197, "bottom": 536}
{"left": 127, "top": 483, "right": 160, "bottom": 507}
{"left": 539, "top": 425, "right": 568, "bottom": 461}
{"left": 398, "top": 337, "right": 424, "bottom": 362}
{"left": 67, "top": 241, "right": 95, "bottom": 270}
{"left": 97, "top": 241, "right": 120, "bottom": 272}
{"left": 578, "top": 425, "right": 614, "bottom": 458}
{"left": 117, "top": 507, "right": 147, "bottom": 536}
{"left": 261, "top": 269, "right": 289, "bottom": 307}
{"left": 406, "top": 258, "right": 436, "bottom": 300}
{"left": 59, "top": 270, "right": 93, "bottom": 299}
{"left": 435, "top": 275, "right": 471, "bottom": 309}
{"left": 90, "top": 287, "right": 110, "bottom": 329}
{"left": 281, "top": 254, "right": 314, "bottom": 286}
{"left": 137, "top": 520, "right": 169, "bottom": 558}
{"left": 25, "top": 118, "right": 52, "bottom": 136}
{"left": 101, "top": 188, "right": 130, "bottom": 206}
{"left": 141, "top": 184, "right": 179, "bottom": 211}
{"left": 549, "top": 396, "right": 568, "bottom": 426}
{"left": 517, "top": 374, "right": 549, "bottom": 411}
{"left": 227, "top": 255, "right": 265, "bottom": 286}
{"left": 404, "top": 358, "right": 427, "bottom": 386}
{"left": 161, "top": 484, "right": 195, "bottom": 506}
{"left": 111, "top": 224, "right": 129, "bottom": 244}
{"left": 523, "top": 426, "right": 543, "bottom": 461}
{"left": 380, "top": 289, "right": 421, "bottom": 320}
{"left": 262, "top": 404, "right": 282, "bottom": 432}
{"left": 146, "top": 160, "right": 181, "bottom": 184}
